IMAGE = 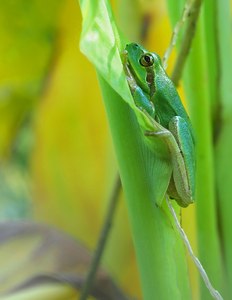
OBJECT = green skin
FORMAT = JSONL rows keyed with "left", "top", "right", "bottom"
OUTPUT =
{"left": 122, "top": 43, "right": 195, "bottom": 207}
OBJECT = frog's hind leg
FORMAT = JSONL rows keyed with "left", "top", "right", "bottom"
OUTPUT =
{"left": 145, "top": 117, "right": 194, "bottom": 207}
{"left": 168, "top": 116, "right": 195, "bottom": 204}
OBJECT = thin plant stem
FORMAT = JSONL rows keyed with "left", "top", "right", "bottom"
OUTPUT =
{"left": 166, "top": 196, "right": 223, "bottom": 300}
{"left": 171, "top": 0, "right": 203, "bottom": 86}
{"left": 79, "top": 175, "right": 121, "bottom": 300}
{"left": 163, "top": 0, "right": 192, "bottom": 69}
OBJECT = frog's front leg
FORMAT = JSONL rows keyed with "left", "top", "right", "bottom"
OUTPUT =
{"left": 145, "top": 116, "right": 195, "bottom": 207}
{"left": 121, "top": 50, "right": 155, "bottom": 118}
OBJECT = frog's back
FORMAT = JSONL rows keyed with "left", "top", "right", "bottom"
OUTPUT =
{"left": 154, "top": 72, "right": 190, "bottom": 129}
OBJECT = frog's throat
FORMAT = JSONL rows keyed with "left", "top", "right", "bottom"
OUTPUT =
{"left": 127, "top": 62, "right": 149, "bottom": 94}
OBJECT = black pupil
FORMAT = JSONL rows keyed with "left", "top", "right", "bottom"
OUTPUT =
{"left": 144, "top": 55, "right": 151, "bottom": 63}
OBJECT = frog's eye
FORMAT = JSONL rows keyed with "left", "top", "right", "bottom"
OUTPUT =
{"left": 139, "top": 54, "right": 154, "bottom": 67}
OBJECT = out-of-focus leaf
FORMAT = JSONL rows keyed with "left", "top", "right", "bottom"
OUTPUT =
{"left": 0, "top": 0, "right": 63, "bottom": 157}
{"left": 0, "top": 166, "right": 30, "bottom": 220}
{"left": 31, "top": 1, "right": 142, "bottom": 297}
{"left": 3, "top": 285, "right": 77, "bottom": 300}
{"left": 215, "top": 0, "right": 232, "bottom": 292}
{"left": 0, "top": 221, "right": 128, "bottom": 300}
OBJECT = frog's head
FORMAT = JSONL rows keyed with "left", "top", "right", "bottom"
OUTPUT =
{"left": 125, "top": 43, "right": 162, "bottom": 94}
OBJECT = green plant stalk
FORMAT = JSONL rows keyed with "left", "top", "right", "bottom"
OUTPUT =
{"left": 97, "top": 74, "right": 191, "bottom": 299}
{"left": 166, "top": 1, "right": 225, "bottom": 299}
{"left": 215, "top": 0, "right": 232, "bottom": 294}
{"left": 80, "top": 176, "right": 121, "bottom": 300}
{"left": 184, "top": 24, "right": 224, "bottom": 299}
{"left": 171, "top": 0, "right": 202, "bottom": 86}
{"left": 202, "top": 0, "right": 219, "bottom": 117}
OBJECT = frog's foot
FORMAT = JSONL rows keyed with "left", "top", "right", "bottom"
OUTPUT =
{"left": 144, "top": 129, "right": 171, "bottom": 138}
{"left": 121, "top": 50, "right": 128, "bottom": 66}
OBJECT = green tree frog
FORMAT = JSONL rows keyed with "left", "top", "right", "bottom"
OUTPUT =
{"left": 122, "top": 43, "right": 195, "bottom": 207}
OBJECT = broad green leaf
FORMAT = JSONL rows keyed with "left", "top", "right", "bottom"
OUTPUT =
{"left": 79, "top": 2, "right": 191, "bottom": 299}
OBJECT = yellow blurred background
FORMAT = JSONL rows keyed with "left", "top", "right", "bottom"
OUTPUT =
{"left": 0, "top": 0, "right": 197, "bottom": 299}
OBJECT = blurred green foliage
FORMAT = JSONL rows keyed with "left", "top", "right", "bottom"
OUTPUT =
{"left": 0, "top": 0, "right": 63, "bottom": 221}
{"left": 1, "top": 0, "right": 232, "bottom": 299}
